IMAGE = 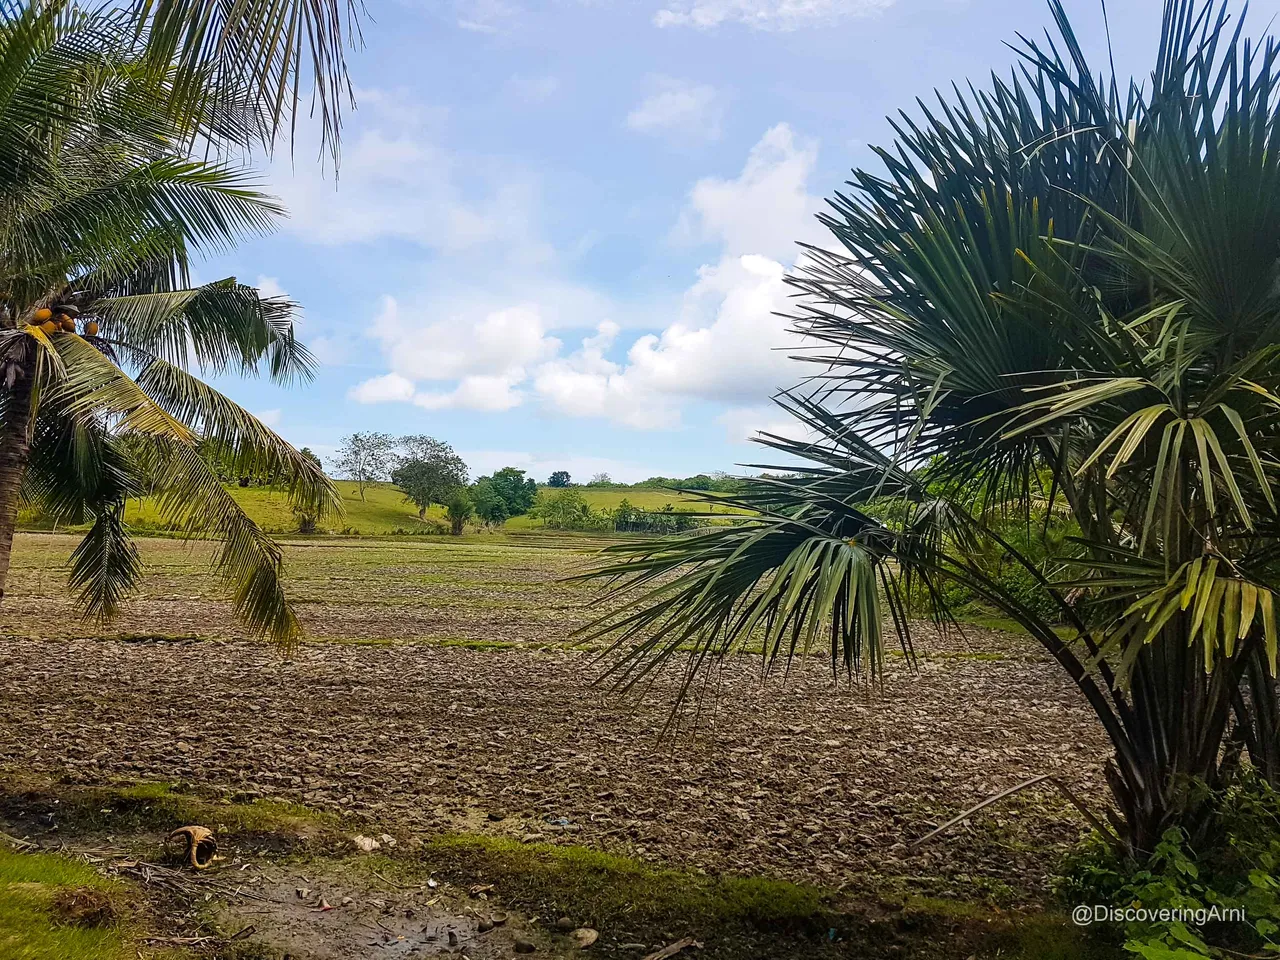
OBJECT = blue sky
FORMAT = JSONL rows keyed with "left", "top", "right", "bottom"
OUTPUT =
{"left": 199, "top": 0, "right": 1279, "bottom": 483}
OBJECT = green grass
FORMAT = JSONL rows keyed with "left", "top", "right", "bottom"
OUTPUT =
{"left": 0, "top": 845, "right": 132, "bottom": 960}
{"left": 0, "top": 776, "right": 342, "bottom": 843}
{"left": 124, "top": 481, "right": 449, "bottom": 536}
{"left": 396, "top": 834, "right": 830, "bottom": 933}
{"left": 19, "top": 480, "right": 737, "bottom": 536}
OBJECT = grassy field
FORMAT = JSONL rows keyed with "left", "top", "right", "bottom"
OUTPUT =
{"left": 19, "top": 480, "right": 729, "bottom": 537}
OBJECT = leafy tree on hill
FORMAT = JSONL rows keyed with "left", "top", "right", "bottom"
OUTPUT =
{"left": 539, "top": 488, "right": 608, "bottom": 531}
{"left": 477, "top": 467, "right": 537, "bottom": 516}
{"left": 587, "top": 473, "right": 612, "bottom": 486}
{"left": 548, "top": 470, "right": 571, "bottom": 487}
{"left": 471, "top": 479, "right": 510, "bottom": 526}
{"left": 391, "top": 438, "right": 468, "bottom": 518}
{"left": 334, "top": 433, "right": 396, "bottom": 501}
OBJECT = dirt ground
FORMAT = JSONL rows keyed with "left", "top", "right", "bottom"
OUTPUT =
{"left": 0, "top": 532, "right": 1112, "bottom": 916}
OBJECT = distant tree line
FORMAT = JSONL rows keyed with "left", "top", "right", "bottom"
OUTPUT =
{"left": 534, "top": 490, "right": 701, "bottom": 534}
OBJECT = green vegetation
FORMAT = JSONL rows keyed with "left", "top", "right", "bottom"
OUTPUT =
{"left": 18, "top": 481, "right": 727, "bottom": 537}
{"left": 1060, "top": 776, "right": 1280, "bottom": 958}
{"left": 0, "top": 844, "right": 132, "bottom": 960}
{"left": 0, "top": 775, "right": 342, "bottom": 843}
{"left": 391, "top": 436, "right": 469, "bottom": 519}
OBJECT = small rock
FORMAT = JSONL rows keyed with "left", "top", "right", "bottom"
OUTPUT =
{"left": 477, "top": 918, "right": 495, "bottom": 933}
{"left": 379, "top": 833, "right": 397, "bottom": 847}
{"left": 352, "top": 834, "right": 380, "bottom": 853}
{"left": 555, "top": 917, "right": 575, "bottom": 932}
{"left": 487, "top": 811, "right": 505, "bottom": 822}
{"left": 572, "top": 928, "right": 599, "bottom": 948}
{"left": 514, "top": 940, "right": 536, "bottom": 954}
{"left": 340, "top": 896, "right": 354, "bottom": 907}
{"left": 295, "top": 887, "right": 310, "bottom": 900}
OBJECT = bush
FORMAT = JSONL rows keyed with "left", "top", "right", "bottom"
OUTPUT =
{"left": 1058, "top": 774, "right": 1280, "bottom": 957}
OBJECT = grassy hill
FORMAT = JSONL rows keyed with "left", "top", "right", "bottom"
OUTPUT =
{"left": 20, "top": 481, "right": 728, "bottom": 537}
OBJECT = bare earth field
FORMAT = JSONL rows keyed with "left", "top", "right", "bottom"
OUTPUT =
{"left": 0, "top": 532, "right": 1114, "bottom": 957}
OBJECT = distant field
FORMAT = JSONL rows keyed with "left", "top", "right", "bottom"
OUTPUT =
{"left": 19, "top": 480, "right": 735, "bottom": 536}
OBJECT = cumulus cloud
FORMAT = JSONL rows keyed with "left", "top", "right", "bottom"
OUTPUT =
{"left": 348, "top": 297, "right": 559, "bottom": 412}
{"left": 653, "top": 0, "right": 896, "bottom": 31}
{"left": 534, "top": 322, "right": 679, "bottom": 429}
{"left": 626, "top": 76, "right": 723, "bottom": 142}
{"left": 675, "top": 122, "right": 823, "bottom": 260}
{"left": 348, "top": 123, "right": 828, "bottom": 434}
{"left": 525, "top": 123, "right": 823, "bottom": 428}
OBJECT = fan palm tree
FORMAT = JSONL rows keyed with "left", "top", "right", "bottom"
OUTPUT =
{"left": 583, "top": 0, "right": 1280, "bottom": 857}
{"left": 0, "top": 0, "right": 339, "bottom": 642}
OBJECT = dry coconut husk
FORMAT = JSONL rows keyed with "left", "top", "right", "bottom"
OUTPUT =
{"left": 166, "top": 825, "right": 218, "bottom": 870}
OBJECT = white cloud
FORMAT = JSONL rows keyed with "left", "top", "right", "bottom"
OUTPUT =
{"left": 626, "top": 76, "right": 723, "bottom": 142}
{"left": 675, "top": 122, "right": 823, "bottom": 260}
{"left": 653, "top": 0, "right": 896, "bottom": 30}
{"left": 347, "top": 123, "right": 829, "bottom": 431}
{"left": 349, "top": 372, "right": 416, "bottom": 404}
{"left": 254, "top": 408, "right": 282, "bottom": 427}
{"left": 412, "top": 375, "right": 525, "bottom": 412}
{"left": 526, "top": 124, "right": 823, "bottom": 427}
{"left": 255, "top": 275, "right": 287, "bottom": 300}
{"left": 534, "top": 321, "right": 679, "bottom": 429}
{"left": 348, "top": 297, "right": 560, "bottom": 412}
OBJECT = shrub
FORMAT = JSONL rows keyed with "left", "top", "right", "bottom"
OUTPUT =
{"left": 1058, "top": 775, "right": 1280, "bottom": 957}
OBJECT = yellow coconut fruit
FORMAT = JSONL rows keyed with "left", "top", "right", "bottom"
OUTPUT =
{"left": 33, "top": 308, "right": 52, "bottom": 322}
{"left": 60, "top": 318, "right": 76, "bottom": 332}
{"left": 39, "top": 321, "right": 56, "bottom": 335}
{"left": 85, "top": 321, "right": 99, "bottom": 336}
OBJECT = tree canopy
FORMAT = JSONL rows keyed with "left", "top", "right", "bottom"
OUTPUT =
{"left": 391, "top": 438, "right": 468, "bottom": 518}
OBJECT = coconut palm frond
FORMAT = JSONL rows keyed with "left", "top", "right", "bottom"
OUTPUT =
{"left": 149, "top": 441, "right": 300, "bottom": 645}
{"left": 93, "top": 280, "right": 312, "bottom": 382}
{"left": 49, "top": 333, "right": 195, "bottom": 441}
{"left": 22, "top": 405, "right": 143, "bottom": 525}
{"left": 68, "top": 504, "right": 143, "bottom": 621}
{"left": 135, "top": 0, "right": 364, "bottom": 162}
{"left": 133, "top": 358, "right": 337, "bottom": 517}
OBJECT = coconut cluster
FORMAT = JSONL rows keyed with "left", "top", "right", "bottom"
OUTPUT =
{"left": 33, "top": 306, "right": 98, "bottom": 337}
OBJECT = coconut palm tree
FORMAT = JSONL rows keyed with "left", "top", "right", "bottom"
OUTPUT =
{"left": 583, "top": 0, "right": 1280, "bottom": 857}
{"left": 0, "top": 0, "right": 339, "bottom": 642}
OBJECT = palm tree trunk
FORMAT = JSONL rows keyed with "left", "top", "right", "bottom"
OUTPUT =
{"left": 0, "top": 357, "right": 34, "bottom": 602}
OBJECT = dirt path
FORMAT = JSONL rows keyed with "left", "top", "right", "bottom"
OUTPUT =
{"left": 0, "top": 636, "right": 1108, "bottom": 901}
